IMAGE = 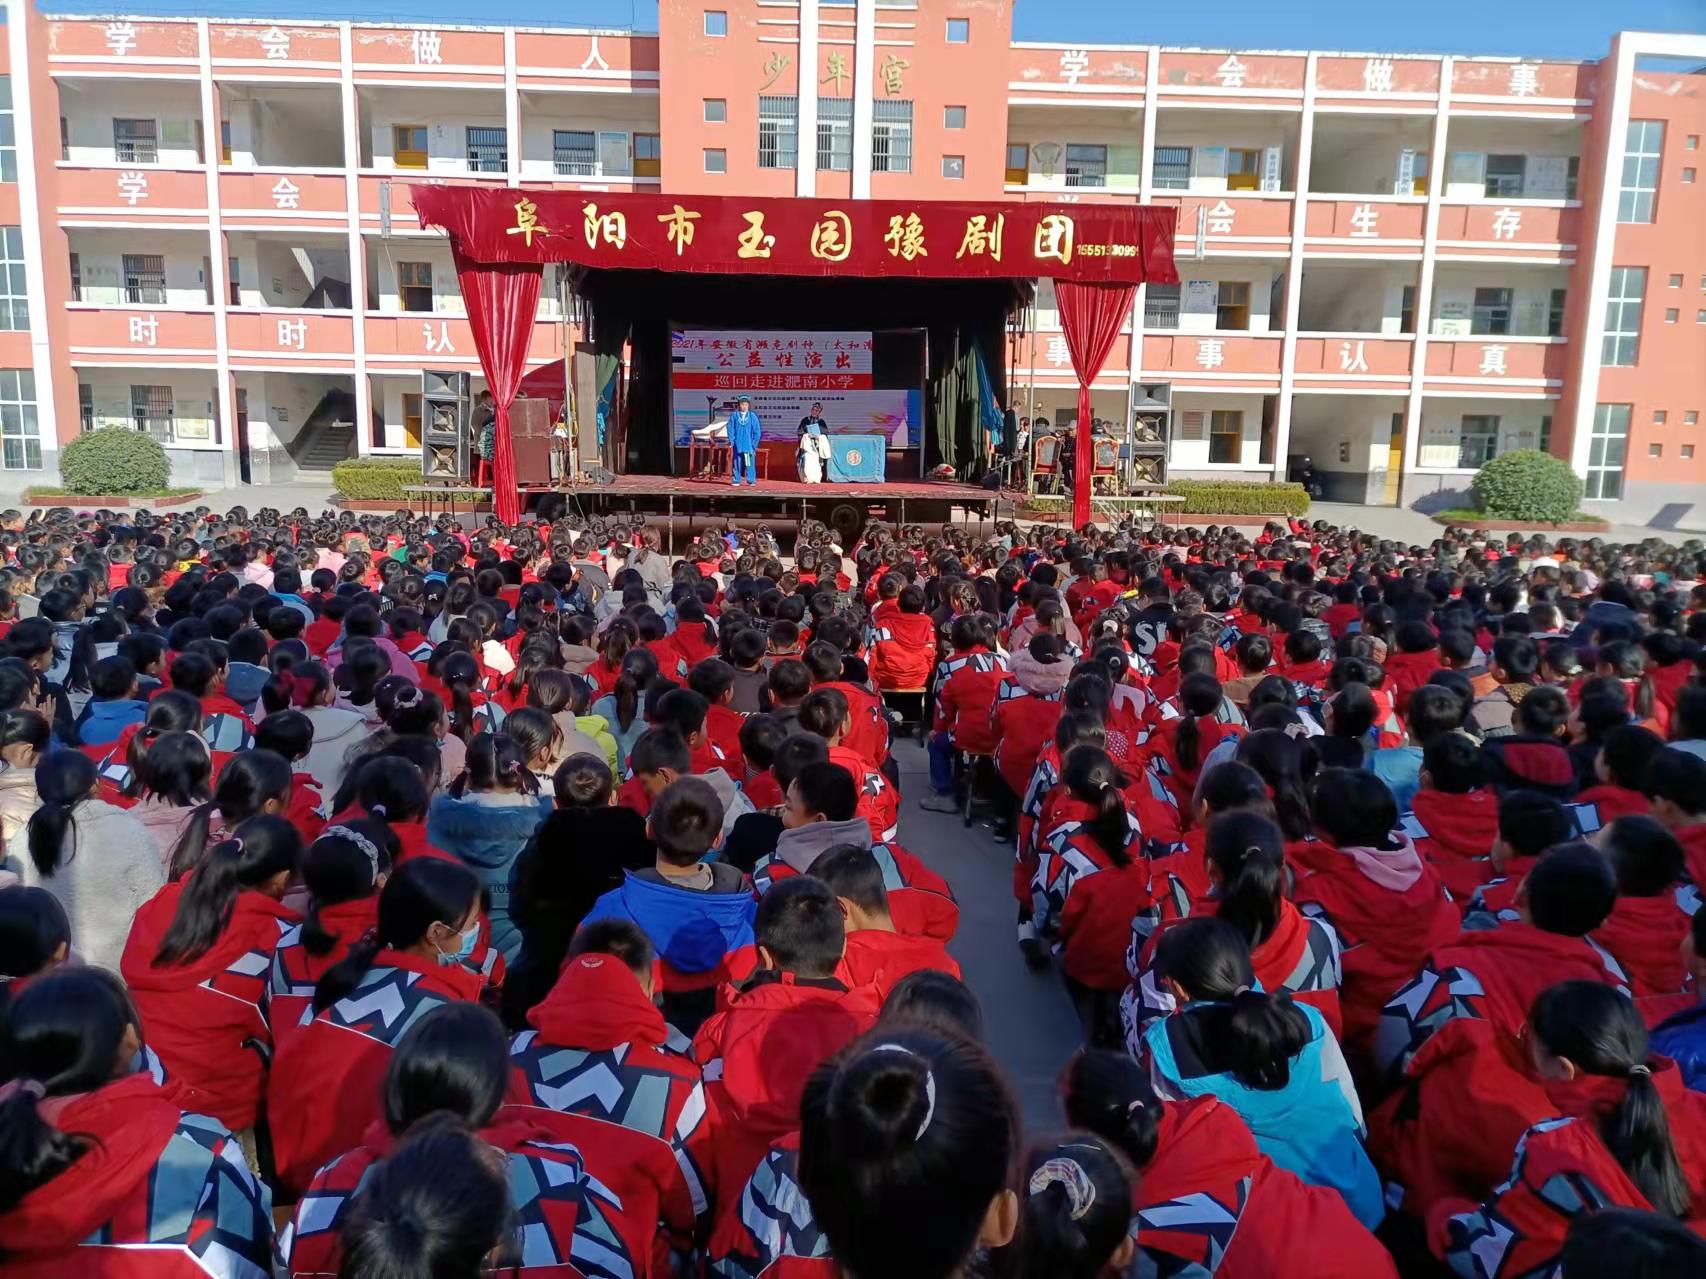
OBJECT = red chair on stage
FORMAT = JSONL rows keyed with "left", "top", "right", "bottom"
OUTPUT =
{"left": 1031, "top": 433, "right": 1062, "bottom": 494}
{"left": 1090, "top": 436, "right": 1119, "bottom": 491}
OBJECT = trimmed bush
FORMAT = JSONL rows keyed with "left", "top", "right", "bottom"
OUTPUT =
{"left": 333, "top": 457, "right": 484, "bottom": 502}
{"left": 1164, "top": 480, "right": 1310, "bottom": 517}
{"left": 1470, "top": 450, "right": 1583, "bottom": 524}
{"left": 58, "top": 428, "right": 170, "bottom": 495}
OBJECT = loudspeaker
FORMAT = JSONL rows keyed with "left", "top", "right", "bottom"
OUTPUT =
{"left": 421, "top": 369, "right": 471, "bottom": 481}
{"left": 509, "top": 397, "right": 553, "bottom": 486}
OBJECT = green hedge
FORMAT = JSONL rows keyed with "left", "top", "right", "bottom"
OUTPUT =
{"left": 1470, "top": 450, "right": 1584, "bottom": 524}
{"left": 1164, "top": 480, "right": 1310, "bottom": 517}
{"left": 333, "top": 457, "right": 485, "bottom": 502}
{"left": 59, "top": 427, "right": 171, "bottom": 495}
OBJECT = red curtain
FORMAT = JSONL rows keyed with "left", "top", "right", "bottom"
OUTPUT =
{"left": 1055, "top": 280, "right": 1136, "bottom": 530}
{"left": 452, "top": 248, "right": 543, "bottom": 524}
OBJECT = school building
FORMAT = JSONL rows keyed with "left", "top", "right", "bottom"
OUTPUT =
{"left": 0, "top": 2, "right": 1701, "bottom": 519}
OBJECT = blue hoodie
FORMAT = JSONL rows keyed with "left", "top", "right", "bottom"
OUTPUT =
{"left": 426, "top": 793, "right": 552, "bottom": 963}
{"left": 79, "top": 698, "right": 148, "bottom": 747}
{"left": 581, "top": 870, "right": 756, "bottom": 975}
{"left": 1652, "top": 1001, "right": 1706, "bottom": 1094}
{"left": 225, "top": 662, "right": 270, "bottom": 711}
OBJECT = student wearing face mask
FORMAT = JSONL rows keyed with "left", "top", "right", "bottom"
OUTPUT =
{"left": 266, "top": 856, "right": 484, "bottom": 1197}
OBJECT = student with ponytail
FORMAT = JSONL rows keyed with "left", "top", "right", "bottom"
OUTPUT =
{"left": 165, "top": 748, "right": 296, "bottom": 880}
{"left": 1140, "top": 915, "right": 1384, "bottom": 1230}
{"left": 0, "top": 967, "right": 275, "bottom": 1275}
{"left": 1017, "top": 1135, "right": 1137, "bottom": 1279}
{"left": 435, "top": 648, "right": 505, "bottom": 740}
{"left": 267, "top": 855, "right": 485, "bottom": 1195}
{"left": 592, "top": 645, "right": 661, "bottom": 771}
{"left": 1232, "top": 726, "right": 1318, "bottom": 845}
{"left": 120, "top": 814, "right": 301, "bottom": 1134}
{"left": 0, "top": 707, "right": 47, "bottom": 845}
{"left": 586, "top": 615, "right": 637, "bottom": 697}
{"left": 1597, "top": 637, "right": 1665, "bottom": 735}
{"left": 1149, "top": 671, "right": 1242, "bottom": 815}
{"left": 271, "top": 659, "right": 367, "bottom": 798}
{"left": 127, "top": 730, "right": 213, "bottom": 870}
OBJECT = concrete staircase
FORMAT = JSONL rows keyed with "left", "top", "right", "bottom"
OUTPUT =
{"left": 289, "top": 422, "right": 355, "bottom": 475}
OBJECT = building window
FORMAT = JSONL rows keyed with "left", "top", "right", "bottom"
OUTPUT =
{"left": 1227, "top": 147, "right": 1263, "bottom": 191}
{"left": 1153, "top": 145, "right": 1192, "bottom": 189}
{"left": 1666, "top": 308, "right": 1680, "bottom": 323}
{"left": 1601, "top": 266, "right": 1645, "bottom": 366}
{"left": 122, "top": 253, "right": 166, "bottom": 305}
{"left": 1619, "top": 120, "right": 1664, "bottom": 222}
{"left": 1458, "top": 415, "right": 1500, "bottom": 468}
{"left": 465, "top": 127, "right": 507, "bottom": 173}
{"left": 220, "top": 120, "right": 232, "bottom": 164}
{"left": 398, "top": 261, "right": 433, "bottom": 313}
{"left": 704, "top": 148, "right": 727, "bottom": 174}
{"left": 1064, "top": 143, "right": 1107, "bottom": 188}
{"left": 758, "top": 96, "right": 798, "bottom": 169}
{"left": 68, "top": 252, "right": 82, "bottom": 303}
{"left": 401, "top": 392, "right": 423, "bottom": 447}
{"left": 1208, "top": 410, "right": 1242, "bottom": 464}
{"left": 1655, "top": 409, "right": 1668, "bottom": 425}
{"left": 703, "top": 99, "right": 726, "bottom": 123}
{"left": 1651, "top": 443, "right": 1663, "bottom": 457}
{"left": 1687, "top": 168, "right": 1699, "bottom": 184}
{"left": 941, "top": 155, "right": 965, "bottom": 179}
{"left": 1484, "top": 154, "right": 1525, "bottom": 197}
{"left": 0, "top": 370, "right": 38, "bottom": 470}
{"left": 1144, "top": 283, "right": 1180, "bottom": 330}
{"left": 0, "top": 228, "right": 26, "bottom": 331}
{"left": 1547, "top": 288, "right": 1567, "bottom": 337}
{"left": 1585, "top": 403, "right": 1629, "bottom": 499}
{"left": 228, "top": 256, "right": 241, "bottom": 307}
{"left": 1685, "top": 445, "right": 1697, "bottom": 460}
{"left": 633, "top": 133, "right": 661, "bottom": 178}
{"left": 1472, "top": 287, "right": 1512, "bottom": 336}
{"left": 944, "top": 105, "right": 966, "bottom": 130}
{"left": 1671, "top": 274, "right": 1684, "bottom": 287}
{"left": 1690, "top": 136, "right": 1700, "bottom": 150}
{"left": 704, "top": 10, "right": 727, "bottom": 36}
{"left": 113, "top": 118, "right": 158, "bottom": 164}
{"left": 1687, "top": 411, "right": 1699, "bottom": 425}
{"left": 130, "top": 384, "right": 174, "bottom": 442}
{"left": 78, "top": 382, "right": 94, "bottom": 433}
{"left": 872, "top": 100, "right": 913, "bottom": 174}
{"left": 1539, "top": 415, "right": 1553, "bottom": 453}
{"left": 818, "top": 98, "right": 853, "bottom": 171}
{"left": 0, "top": 79, "right": 17, "bottom": 182}
{"left": 1005, "top": 142, "right": 1028, "bottom": 186}
{"left": 946, "top": 17, "right": 969, "bottom": 42}
{"left": 1400, "top": 284, "right": 1416, "bottom": 333}
{"left": 552, "top": 130, "right": 596, "bottom": 177}
{"left": 1699, "top": 310, "right": 1706, "bottom": 324}
{"left": 393, "top": 125, "right": 427, "bottom": 169}
{"left": 1216, "top": 281, "right": 1251, "bottom": 331}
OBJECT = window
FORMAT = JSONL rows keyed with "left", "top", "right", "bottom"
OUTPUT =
{"left": 1686, "top": 168, "right": 1698, "bottom": 184}
{"left": 130, "top": 384, "right": 174, "bottom": 442}
{"left": 703, "top": 99, "right": 727, "bottom": 123}
{"left": 1547, "top": 287, "right": 1567, "bottom": 337}
{"left": 1601, "top": 266, "right": 1645, "bottom": 366}
{"left": 1671, "top": 274, "right": 1685, "bottom": 287}
{"left": 1687, "top": 411, "right": 1699, "bottom": 425}
{"left": 1691, "top": 136, "right": 1701, "bottom": 150}
{"left": 1472, "top": 287, "right": 1513, "bottom": 336}
{"left": 818, "top": 98, "right": 852, "bottom": 171}
{"left": 946, "top": 17, "right": 969, "bottom": 42}
{"left": 0, "top": 370, "right": 38, "bottom": 470}
{"left": 1619, "top": 120, "right": 1663, "bottom": 222}
{"left": 1666, "top": 308, "right": 1680, "bottom": 323}
{"left": 1458, "top": 415, "right": 1501, "bottom": 468}
{"left": 68, "top": 252, "right": 82, "bottom": 303}
{"left": 228, "top": 256, "right": 240, "bottom": 307}
{"left": 402, "top": 392, "right": 423, "bottom": 448}
{"left": 1227, "top": 147, "right": 1263, "bottom": 192}
{"left": 79, "top": 382, "right": 93, "bottom": 433}
{"left": 465, "top": 126, "right": 507, "bottom": 173}
{"left": 1064, "top": 143, "right": 1107, "bottom": 189}
{"left": 114, "top": 118, "right": 158, "bottom": 164}
{"left": 1651, "top": 443, "right": 1663, "bottom": 458}
{"left": 552, "top": 130, "right": 596, "bottom": 177}
{"left": 1216, "top": 281, "right": 1251, "bottom": 331}
{"left": 941, "top": 155, "right": 965, "bottom": 179}
{"left": 1686, "top": 445, "right": 1697, "bottom": 460}
{"left": 1208, "top": 410, "right": 1242, "bottom": 464}
{"left": 1005, "top": 142, "right": 1029, "bottom": 186}
{"left": 393, "top": 125, "right": 427, "bottom": 169}
{"left": 1153, "top": 146, "right": 1192, "bottom": 190}
{"left": 872, "top": 100, "right": 913, "bottom": 174}
{"left": 1540, "top": 414, "right": 1553, "bottom": 453}
{"left": 0, "top": 228, "right": 26, "bottom": 331}
{"left": 1698, "top": 310, "right": 1706, "bottom": 324}
{"left": 1484, "top": 154, "right": 1525, "bottom": 197}
{"left": 1585, "top": 403, "right": 1630, "bottom": 499}
{"left": 1400, "top": 284, "right": 1416, "bottom": 333}
{"left": 1144, "top": 283, "right": 1180, "bottom": 330}
{"left": 0, "top": 80, "right": 15, "bottom": 182}
{"left": 398, "top": 261, "right": 433, "bottom": 313}
{"left": 704, "top": 10, "right": 727, "bottom": 36}
{"left": 122, "top": 253, "right": 166, "bottom": 305}
{"left": 1410, "top": 150, "right": 1430, "bottom": 195}
{"left": 220, "top": 120, "right": 231, "bottom": 164}
{"left": 704, "top": 148, "right": 727, "bottom": 174}
{"left": 1655, "top": 410, "right": 1668, "bottom": 425}
{"left": 758, "top": 96, "right": 797, "bottom": 169}
{"left": 60, "top": 116, "right": 68, "bottom": 163}
{"left": 944, "top": 106, "right": 966, "bottom": 130}
{"left": 633, "top": 133, "right": 661, "bottom": 178}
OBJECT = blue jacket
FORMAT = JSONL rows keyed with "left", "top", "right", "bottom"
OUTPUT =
{"left": 728, "top": 408, "right": 762, "bottom": 454}
{"left": 425, "top": 793, "right": 551, "bottom": 963}
{"left": 581, "top": 870, "right": 756, "bottom": 975}
{"left": 225, "top": 661, "right": 270, "bottom": 710}
{"left": 1144, "top": 998, "right": 1385, "bottom": 1230}
{"left": 79, "top": 698, "right": 148, "bottom": 747}
{"left": 1652, "top": 1001, "right": 1706, "bottom": 1094}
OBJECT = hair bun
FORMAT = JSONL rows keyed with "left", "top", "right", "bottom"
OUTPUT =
{"left": 832, "top": 1043, "right": 937, "bottom": 1160}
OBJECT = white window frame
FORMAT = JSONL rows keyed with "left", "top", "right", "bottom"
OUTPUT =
{"left": 817, "top": 98, "right": 853, "bottom": 172}
{"left": 0, "top": 369, "right": 39, "bottom": 470}
{"left": 1601, "top": 266, "right": 1645, "bottom": 366}
{"left": 872, "top": 100, "right": 913, "bottom": 174}
{"left": 1585, "top": 403, "right": 1630, "bottom": 500}
{"left": 0, "top": 227, "right": 27, "bottom": 332}
{"left": 1619, "top": 119, "right": 1663, "bottom": 223}
{"left": 757, "top": 96, "right": 797, "bottom": 170}
{"left": 0, "top": 79, "right": 15, "bottom": 183}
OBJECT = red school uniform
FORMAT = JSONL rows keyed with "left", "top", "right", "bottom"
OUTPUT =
{"left": 703, "top": 702, "right": 747, "bottom": 775}
{"left": 828, "top": 744, "right": 900, "bottom": 841}
{"left": 1591, "top": 888, "right": 1694, "bottom": 997}
{"left": 838, "top": 927, "right": 961, "bottom": 998}
{"left": 932, "top": 649, "right": 1009, "bottom": 756}
{"left": 266, "top": 895, "right": 379, "bottom": 1056}
{"left": 755, "top": 840, "right": 959, "bottom": 943}
{"left": 822, "top": 678, "right": 889, "bottom": 767}
{"left": 1571, "top": 781, "right": 1652, "bottom": 822}
{"left": 1049, "top": 830, "right": 1163, "bottom": 993}
{"left": 1403, "top": 787, "right": 1500, "bottom": 905}
{"left": 868, "top": 612, "right": 936, "bottom": 690}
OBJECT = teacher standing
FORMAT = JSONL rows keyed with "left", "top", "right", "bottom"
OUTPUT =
{"left": 728, "top": 394, "right": 761, "bottom": 488}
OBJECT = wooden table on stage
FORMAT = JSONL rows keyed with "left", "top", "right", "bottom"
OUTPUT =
{"left": 687, "top": 438, "right": 731, "bottom": 481}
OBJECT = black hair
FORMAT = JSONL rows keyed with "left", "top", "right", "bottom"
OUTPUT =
{"left": 611, "top": 646, "right": 659, "bottom": 734}
{"left": 1531, "top": 981, "right": 1691, "bottom": 1218}
{"left": 23, "top": 750, "right": 99, "bottom": 878}
{"left": 1061, "top": 1047, "right": 1162, "bottom": 1169}
{"left": 1152, "top": 916, "right": 1312, "bottom": 1089}
{"left": 313, "top": 858, "right": 482, "bottom": 1013}
{"left": 791, "top": 759, "right": 858, "bottom": 822}
{"left": 1499, "top": 789, "right": 1576, "bottom": 861}
{"left": 878, "top": 970, "right": 985, "bottom": 1041}
{"left": 1233, "top": 729, "right": 1315, "bottom": 841}
{"left": 167, "top": 749, "right": 295, "bottom": 880}
{"left": 449, "top": 731, "right": 538, "bottom": 798}
{"left": 131, "top": 729, "right": 213, "bottom": 808}
{"left": 798, "top": 687, "right": 850, "bottom": 741}
{"left": 629, "top": 727, "right": 690, "bottom": 779}
{"left": 1061, "top": 745, "right": 1131, "bottom": 866}
{"left": 754, "top": 875, "right": 845, "bottom": 979}
{"left": 0, "top": 886, "right": 71, "bottom": 981}
{"left": 382, "top": 1001, "right": 510, "bottom": 1135}
{"left": 1311, "top": 768, "right": 1399, "bottom": 848}
{"left": 1018, "top": 1134, "right": 1134, "bottom": 1279}
{"left": 1204, "top": 809, "right": 1286, "bottom": 945}
{"left": 153, "top": 814, "right": 301, "bottom": 966}
{"left": 1560, "top": 1207, "right": 1706, "bottom": 1277}
{"left": 738, "top": 713, "right": 786, "bottom": 770}
{"left": 1406, "top": 684, "right": 1465, "bottom": 744}
{"left": 648, "top": 775, "right": 724, "bottom": 866}
{"left": 814, "top": 842, "right": 891, "bottom": 918}
{"left": 253, "top": 708, "right": 313, "bottom": 763}
{"left": 1600, "top": 724, "right": 1666, "bottom": 791}
{"left": 1524, "top": 841, "right": 1617, "bottom": 936}
{"left": 1172, "top": 672, "right": 1223, "bottom": 773}
{"left": 1423, "top": 732, "right": 1484, "bottom": 793}
{"left": 1601, "top": 815, "right": 1685, "bottom": 897}
{"left": 569, "top": 917, "right": 656, "bottom": 976}
{"left": 551, "top": 752, "right": 613, "bottom": 808}
{"left": 88, "top": 655, "right": 137, "bottom": 701}
{"left": 300, "top": 818, "right": 396, "bottom": 956}
{"left": 1516, "top": 684, "right": 1571, "bottom": 737}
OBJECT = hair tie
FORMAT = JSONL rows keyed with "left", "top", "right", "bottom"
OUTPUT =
{"left": 323, "top": 825, "right": 381, "bottom": 876}
{"left": 393, "top": 685, "right": 422, "bottom": 709}
{"left": 868, "top": 1042, "right": 937, "bottom": 1140}
{"left": 1629, "top": 1064, "right": 1653, "bottom": 1078}
{"left": 286, "top": 670, "right": 318, "bottom": 708}
{"left": 1027, "top": 1157, "right": 1097, "bottom": 1220}
{"left": 1231, "top": 984, "right": 1252, "bottom": 997}
{"left": 370, "top": 803, "right": 388, "bottom": 818}
{"left": 0, "top": 1078, "right": 46, "bottom": 1105}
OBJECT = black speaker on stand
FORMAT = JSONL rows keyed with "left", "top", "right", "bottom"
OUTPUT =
{"left": 421, "top": 369, "right": 471, "bottom": 482}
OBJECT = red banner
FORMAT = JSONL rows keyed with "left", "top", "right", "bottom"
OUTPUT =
{"left": 413, "top": 187, "right": 1177, "bottom": 286}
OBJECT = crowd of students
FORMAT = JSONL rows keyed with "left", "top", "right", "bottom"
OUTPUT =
{"left": 2, "top": 501, "right": 1706, "bottom": 1277}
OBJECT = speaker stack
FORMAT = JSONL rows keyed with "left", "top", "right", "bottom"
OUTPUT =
{"left": 421, "top": 369, "right": 471, "bottom": 482}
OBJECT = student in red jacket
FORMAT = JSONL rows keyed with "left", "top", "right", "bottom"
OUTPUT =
{"left": 931, "top": 613, "right": 1009, "bottom": 759}
{"left": 692, "top": 877, "right": 880, "bottom": 1207}
{"left": 1403, "top": 732, "right": 1502, "bottom": 903}
{"left": 1592, "top": 814, "right": 1693, "bottom": 997}
{"left": 992, "top": 633, "right": 1071, "bottom": 803}
{"left": 1646, "top": 748, "right": 1706, "bottom": 887}
{"left": 688, "top": 656, "right": 749, "bottom": 774}
{"left": 169, "top": 646, "right": 256, "bottom": 752}
{"left": 1292, "top": 767, "right": 1461, "bottom": 1059}
{"left": 799, "top": 688, "right": 900, "bottom": 840}
{"left": 803, "top": 640, "right": 889, "bottom": 769}
{"left": 815, "top": 844, "right": 961, "bottom": 999}
{"left": 1576, "top": 723, "right": 1667, "bottom": 822}
{"left": 119, "top": 813, "right": 301, "bottom": 1134}
{"left": 737, "top": 712, "right": 787, "bottom": 811}
{"left": 1462, "top": 787, "right": 1581, "bottom": 924}
{"left": 1384, "top": 620, "right": 1443, "bottom": 712}
{"left": 1146, "top": 672, "right": 1242, "bottom": 816}
{"left": 868, "top": 584, "right": 935, "bottom": 691}
{"left": 267, "top": 856, "right": 485, "bottom": 1196}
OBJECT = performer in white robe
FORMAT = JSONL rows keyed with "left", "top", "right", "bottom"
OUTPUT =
{"left": 797, "top": 403, "right": 832, "bottom": 483}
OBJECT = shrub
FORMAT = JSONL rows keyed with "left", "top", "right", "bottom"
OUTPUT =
{"left": 333, "top": 457, "right": 484, "bottom": 502}
{"left": 58, "top": 428, "right": 171, "bottom": 495}
{"left": 1470, "top": 450, "right": 1583, "bottom": 523}
{"left": 1163, "top": 480, "right": 1310, "bottom": 517}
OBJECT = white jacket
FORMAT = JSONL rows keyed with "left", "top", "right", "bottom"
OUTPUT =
{"left": 298, "top": 705, "right": 369, "bottom": 801}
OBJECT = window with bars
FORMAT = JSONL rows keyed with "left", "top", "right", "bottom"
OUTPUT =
{"left": 1400, "top": 284, "right": 1416, "bottom": 333}
{"left": 1153, "top": 145, "right": 1192, "bottom": 190}
{"left": 872, "top": 100, "right": 913, "bottom": 173}
{"left": 1586, "top": 404, "right": 1629, "bottom": 499}
{"left": 758, "top": 96, "right": 798, "bottom": 169}
{"left": 1457, "top": 415, "right": 1501, "bottom": 468}
{"left": 0, "top": 228, "right": 26, "bottom": 331}
{"left": 0, "top": 80, "right": 15, "bottom": 183}
{"left": 79, "top": 382, "right": 94, "bottom": 433}
{"left": 1602, "top": 266, "right": 1645, "bottom": 366}
{"left": 818, "top": 97, "right": 852, "bottom": 171}
{"left": 465, "top": 126, "right": 507, "bottom": 173}
{"left": 0, "top": 369, "right": 38, "bottom": 470}
{"left": 552, "top": 129, "right": 596, "bottom": 176}
{"left": 69, "top": 253, "right": 81, "bottom": 303}
{"left": 123, "top": 253, "right": 167, "bottom": 306}
{"left": 398, "top": 261, "right": 433, "bottom": 313}
{"left": 1472, "top": 287, "right": 1512, "bottom": 336}
{"left": 1064, "top": 143, "right": 1107, "bottom": 188}
{"left": 1619, "top": 120, "right": 1664, "bottom": 223}
{"left": 1144, "top": 284, "right": 1180, "bottom": 330}
{"left": 114, "top": 118, "right": 158, "bottom": 164}
{"left": 130, "top": 384, "right": 174, "bottom": 441}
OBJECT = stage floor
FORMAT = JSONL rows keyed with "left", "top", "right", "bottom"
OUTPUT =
{"left": 526, "top": 473, "right": 999, "bottom": 504}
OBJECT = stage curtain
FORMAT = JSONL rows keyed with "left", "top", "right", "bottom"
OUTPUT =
{"left": 1056, "top": 280, "right": 1136, "bottom": 529}
{"left": 452, "top": 247, "right": 543, "bottom": 524}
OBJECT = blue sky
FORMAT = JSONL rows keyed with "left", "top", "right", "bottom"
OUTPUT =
{"left": 34, "top": 0, "right": 1706, "bottom": 60}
